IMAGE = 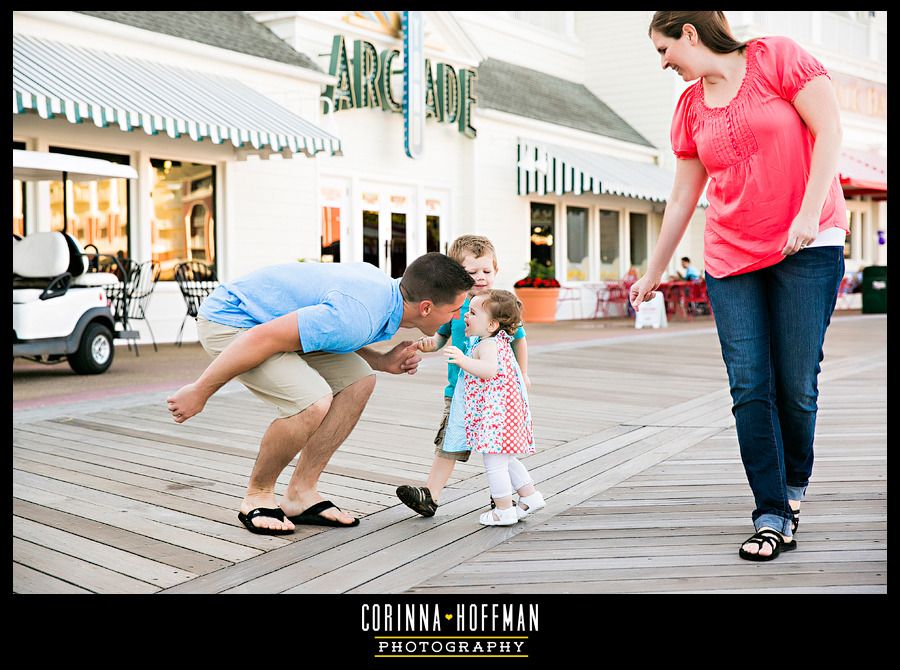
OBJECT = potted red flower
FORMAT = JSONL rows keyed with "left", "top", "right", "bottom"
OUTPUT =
{"left": 514, "top": 260, "right": 561, "bottom": 323}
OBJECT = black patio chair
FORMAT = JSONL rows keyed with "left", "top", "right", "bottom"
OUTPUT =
{"left": 121, "top": 260, "right": 161, "bottom": 355}
{"left": 174, "top": 261, "right": 218, "bottom": 347}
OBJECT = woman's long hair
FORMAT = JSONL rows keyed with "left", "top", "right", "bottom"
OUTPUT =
{"left": 649, "top": 11, "right": 747, "bottom": 54}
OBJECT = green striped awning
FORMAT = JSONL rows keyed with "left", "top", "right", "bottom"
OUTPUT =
{"left": 13, "top": 33, "right": 341, "bottom": 157}
{"left": 517, "top": 139, "right": 708, "bottom": 205}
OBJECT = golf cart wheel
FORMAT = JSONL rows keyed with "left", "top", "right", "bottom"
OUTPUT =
{"left": 67, "top": 322, "right": 115, "bottom": 374}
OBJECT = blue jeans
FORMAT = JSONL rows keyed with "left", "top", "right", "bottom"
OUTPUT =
{"left": 705, "top": 247, "right": 844, "bottom": 536}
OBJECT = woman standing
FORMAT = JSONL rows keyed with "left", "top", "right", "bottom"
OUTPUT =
{"left": 631, "top": 12, "right": 848, "bottom": 561}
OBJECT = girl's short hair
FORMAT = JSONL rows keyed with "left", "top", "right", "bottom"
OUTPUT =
{"left": 482, "top": 289, "right": 524, "bottom": 336}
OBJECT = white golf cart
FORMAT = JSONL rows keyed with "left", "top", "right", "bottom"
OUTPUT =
{"left": 13, "top": 149, "right": 139, "bottom": 374}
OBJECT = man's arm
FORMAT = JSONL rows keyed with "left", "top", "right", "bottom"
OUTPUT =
{"left": 167, "top": 312, "right": 301, "bottom": 422}
{"left": 357, "top": 341, "right": 422, "bottom": 375}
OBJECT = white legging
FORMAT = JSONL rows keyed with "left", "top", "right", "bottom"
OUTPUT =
{"left": 482, "top": 453, "right": 534, "bottom": 499}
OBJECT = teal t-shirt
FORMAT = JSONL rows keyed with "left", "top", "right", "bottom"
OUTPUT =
{"left": 437, "top": 296, "right": 526, "bottom": 397}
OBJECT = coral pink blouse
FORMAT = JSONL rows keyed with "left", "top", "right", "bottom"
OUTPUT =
{"left": 671, "top": 36, "right": 848, "bottom": 278}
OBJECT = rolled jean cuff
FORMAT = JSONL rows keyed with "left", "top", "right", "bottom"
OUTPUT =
{"left": 786, "top": 484, "right": 808, "bottom": 503}
{"left": 754, "top": 513, "right": 793, "bottom": 538}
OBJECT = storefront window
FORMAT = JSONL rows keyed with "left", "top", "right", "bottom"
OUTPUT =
{"left": 426, "top": 215, "right": 441, "bottom": 253}
{"left": 321, "top": 206, "right": 341, "bottom": 262}
{"left": 844, "top": 208, "right": 853, "bottom": 259}
{"left": 391, "top": 212, "right": 407, "bottom": 278}
{"left": 629, "top": 212, "right": 649, "bottom": 275}
{"left": 599, "top": 209, "right": 620, "bottom": 280}
{"left": 13, "top": 180, "right": 25, "bottom": 238}
{"left": 566, "top": 206, "right": 589, "bottom": 281}
{"left": 530, "top": 202, "right": 555, "bottom": 271}
{"left": 151, "top": 158, "right": 216, "bottom": 281}
{"left": 12, "top": 141, "right": 26, "bottom": 238}
{"left": 48, "top": 147, "right": 130, "bottom": 258}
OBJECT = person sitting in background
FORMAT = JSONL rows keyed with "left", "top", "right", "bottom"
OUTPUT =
{"left": 679, "top": 256, "right": 701, "bottom": 280}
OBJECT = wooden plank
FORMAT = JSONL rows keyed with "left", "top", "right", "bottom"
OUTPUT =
{"left": 410, "top": 560, "right": 887, "bottom": 588}
{"left": 14, "top": 516, "right": 197, "bottom": 588}
{"left": 14, "top": 538, "right": 161, "bottom": 594}
{"left": 409, "top": 570, "right": 887, "bottom": 594}
{"left": 13, "top": 562, "right": 92, "bottom": 594}
{"left": 13, "top": 476, "right": 266, "bottom": 562}
{"left": 14, "top": 498, "right": 231, "bottom": 576}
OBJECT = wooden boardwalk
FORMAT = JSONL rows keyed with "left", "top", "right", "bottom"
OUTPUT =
{"left": 13, "top": 314, "right": 886, "bottom": 594}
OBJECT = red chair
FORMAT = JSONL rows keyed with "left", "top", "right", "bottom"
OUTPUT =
{"left": 834, "top": 276, "right": 854, "bottom": 310}
{"left": 685, "top": 280, "right": 712, "bottom": 319}
{"left": 596, "top": 281, "right": 630, "bottom": 318}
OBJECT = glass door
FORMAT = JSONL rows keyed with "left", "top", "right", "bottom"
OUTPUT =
{"left": 358, "top": 184, "right": 413, "bottom": 276}
{"left": 320, "top": 179, "right": 349, "bottom": 263}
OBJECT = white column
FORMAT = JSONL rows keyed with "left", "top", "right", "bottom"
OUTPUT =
{"left": 134, "top": 151, "right": 154, "bottom": 263}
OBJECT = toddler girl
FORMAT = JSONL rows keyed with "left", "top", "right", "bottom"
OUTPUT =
{"left": 442, "top": 290, "right": 545, "bottom": 525}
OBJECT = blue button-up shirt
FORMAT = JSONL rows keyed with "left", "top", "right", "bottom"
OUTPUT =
{"left": 199, "top": 262, "right": 403, "bottom": 353}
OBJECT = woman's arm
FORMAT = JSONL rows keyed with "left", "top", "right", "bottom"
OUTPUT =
{"left": 782, "top": 75, "right": 844, "bottom": 256}
{"left": 444, "top": 340, "right": 498, "bottom": 379}
{"left": 630, "top": 157, "right": 708, "bottom": 310}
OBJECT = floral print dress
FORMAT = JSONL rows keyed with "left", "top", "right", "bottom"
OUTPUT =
{"left": 442, "top": 330, "right": 535, "bottom": 455}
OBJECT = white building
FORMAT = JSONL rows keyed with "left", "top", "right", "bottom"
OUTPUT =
{"left": 14, "top": 11, "right": 883, "bottom": 347}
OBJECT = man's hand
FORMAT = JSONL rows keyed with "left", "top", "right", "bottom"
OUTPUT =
{"left": 167, "top": 383, "right": 209, "bottom": 423}
{"left": 380, "top": 341, "right": 422, "bottom": 375}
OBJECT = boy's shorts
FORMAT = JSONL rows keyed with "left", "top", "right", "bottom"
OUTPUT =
{"left": 434, "top": 395, "right": 471, "bottom": 462}
{"left": 196, "top": 316, "right": 373, "bottom": 419}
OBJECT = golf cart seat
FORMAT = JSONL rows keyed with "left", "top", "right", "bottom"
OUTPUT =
{"left": 12, "top": 232, "right": 120, "bottom": 298}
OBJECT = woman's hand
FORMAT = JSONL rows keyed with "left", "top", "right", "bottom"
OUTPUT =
{"left": 629, "top": 273, "right": 663, "bottom": 312}
{"left": 782, "top": 212, "right": 820, "bottom": 256}
{"left": 443, "top": 345, "right": 466, "bottom": 365}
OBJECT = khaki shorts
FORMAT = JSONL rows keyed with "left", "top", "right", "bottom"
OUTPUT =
{"left": 434, "top": 395, "right": 470, "bottom": 462}
{"left": 196, "top": 316, "right": 373, "bottom": 419}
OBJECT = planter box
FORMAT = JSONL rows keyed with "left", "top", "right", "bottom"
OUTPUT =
{"left": 514, "top": 287, "right": 559, "bottom": 323}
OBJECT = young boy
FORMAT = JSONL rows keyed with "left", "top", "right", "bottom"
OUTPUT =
{"left": 396, "top": 235, "right": 530, "bottom": 516}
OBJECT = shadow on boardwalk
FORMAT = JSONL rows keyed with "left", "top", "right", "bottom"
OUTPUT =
{"left": 13, "top": 314, "right": 886, "bottom": 594}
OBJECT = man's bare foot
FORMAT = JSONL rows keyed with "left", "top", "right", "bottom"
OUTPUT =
{"left": 240, "top": 494, "right": 295, "bottom": 532}
{"left": 281, "top": 492, "right": 357, "bottom": 525}
{"left": 167, "top": 382, "right": 210, "bottom": 423}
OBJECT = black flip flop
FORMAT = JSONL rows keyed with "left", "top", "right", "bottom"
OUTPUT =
{"left": 287, "top": 500, "right": 360, "bottom": 527}
{"left": 238, "top": 507, "right": 294, "bottom": 535}
{"left": 738, "top": 529, "right": 796, "bottom": 562}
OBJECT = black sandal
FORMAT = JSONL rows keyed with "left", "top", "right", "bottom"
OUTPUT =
{"left": 237, "top": 507, "right": 294, "bottom": 535}
{"left": 396, "top": 485, "right": 438, "bottom": 517}
{"left": 738, "top": 529, "right": 796, "bottom": 562}
{"left": 791, "top": 507, "right": 800, "bottom": 534}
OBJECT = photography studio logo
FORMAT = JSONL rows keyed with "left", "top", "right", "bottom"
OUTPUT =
{"left": 362, "top": 602, "right": 539, "bottom": 659}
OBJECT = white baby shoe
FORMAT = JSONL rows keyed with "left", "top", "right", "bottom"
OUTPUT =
{"left": 479, "top": 505, "right": 519, "bottom": 526}
{"left": 516, "top": 491, "right": 546, "bottom": 519}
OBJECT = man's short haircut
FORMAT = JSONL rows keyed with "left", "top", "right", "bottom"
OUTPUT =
{"left": 448, "top": 235, "right": 498, "bottom": 269}
{"left": 401, "top": 252, "right": 474, "bottom": 306}
{"left": 681, "top": 256, "right": 691, "bottom": 263}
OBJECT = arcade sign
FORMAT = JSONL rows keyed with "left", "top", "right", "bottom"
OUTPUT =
{"left": 321, "top": 34, "right": 477, "bottom": 142}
